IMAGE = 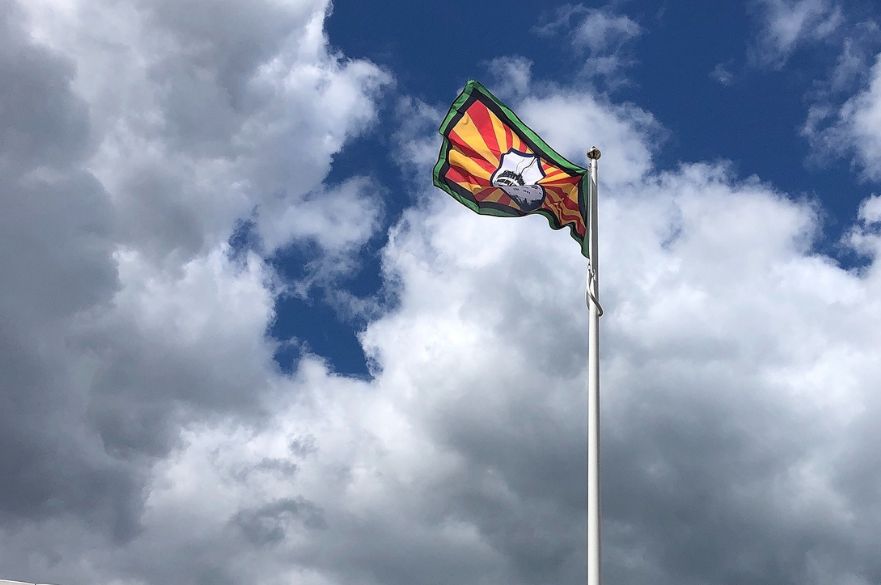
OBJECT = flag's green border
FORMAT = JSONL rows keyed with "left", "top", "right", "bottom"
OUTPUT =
{"left": 432, "top": 80, "right": 590, "bottom": 258}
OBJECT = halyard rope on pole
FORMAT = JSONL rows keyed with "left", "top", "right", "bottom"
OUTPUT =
{"left": 586, "top": 265, "right": 604, "bottom": 317}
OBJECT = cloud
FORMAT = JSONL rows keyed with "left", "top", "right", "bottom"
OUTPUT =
{"left": 848, "top": 194, "right": 881, "bottom": 255}
{"left": 826, "top": 21, "right": 881, "bottom": 93}
{"left": 258, "top": 176, "right": 385, "bottom": 292}
{"left": 0, "top": 0, "right": 387, "bottom": 573}
{"left": 804, "top": 52, "right": 881, "bottom": 180}
{"left": 391, "top": 97, "right": 445, "bottom": 178}
{"left": 748, "top": 0, "right": 843, "bottom": 68}
{"left": 858, "top": 193, "right": 881, "bottom": 223}
{"left": 568, "top": 9, "right": 641, "bottom": 55}
{"left": 710, "top": 62, "right": 735, "bottom": 85}
{"left": 534, "top": 4, "right": 642, "bottom": 87}
{"left": 482, "top": 56, "right": 533, "bottom": 101}
{"left": 1, "top": 0, "right": 129, "bottom": 539}
{"left": 21, "top": 0, "right": 390, "bottom": 264}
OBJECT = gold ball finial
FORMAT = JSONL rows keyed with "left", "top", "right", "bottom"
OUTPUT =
{"left": 587, "top": 146, "right": 602, "bottom": 160}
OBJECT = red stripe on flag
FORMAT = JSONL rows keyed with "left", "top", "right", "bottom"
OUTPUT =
{"left": 447, "top": 130, "right": 497, "bottom": 175}
{"left": 543, "top": 188, "right": 586, "bottom": 236}
{"left": 503, "top": 125, "right": 513, "bottom": 153}
{"left": 466, "top": 101, "right": 501, "bottom": 155}
{"left": 445, "top": 165, "right": 490, "bottom": 187}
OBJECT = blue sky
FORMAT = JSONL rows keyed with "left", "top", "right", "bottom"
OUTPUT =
{"left": 5, "top": 1, "right": 881, "bottom": 584}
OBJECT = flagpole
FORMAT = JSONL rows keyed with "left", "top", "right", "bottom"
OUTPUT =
{"left": 586, "top": 146, "right": 602, "bottom": 585}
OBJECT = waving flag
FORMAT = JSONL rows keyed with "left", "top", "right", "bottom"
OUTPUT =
{"left": 433, "top": 80, "right": 589, "bottom": 257}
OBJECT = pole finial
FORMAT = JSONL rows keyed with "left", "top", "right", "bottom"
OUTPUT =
{"left": 587, "top": 146, "right": 601, "bottom": 160}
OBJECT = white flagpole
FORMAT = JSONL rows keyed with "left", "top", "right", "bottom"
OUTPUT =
{"left": 586, "top": 146, "right": 602, "bottom": 585}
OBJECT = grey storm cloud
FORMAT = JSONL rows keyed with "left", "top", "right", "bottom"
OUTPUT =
{"left": 4, "top": 1, "right": 881, "bottom": 585}
{"left": 0, "top": 0, "right": 135, "bottom": 539}
{"left": 1, "top": 0, "right": 386, "bottom": 577}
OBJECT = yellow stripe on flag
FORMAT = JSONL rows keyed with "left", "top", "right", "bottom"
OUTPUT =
{"left": 456, "top": 113, "right": 499, "bottom": 167}
{"left": 449, "top": 148, "right": 492, "bottom": 182}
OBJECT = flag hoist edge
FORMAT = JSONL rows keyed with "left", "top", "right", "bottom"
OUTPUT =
{"left": 432, "top": 80, "right": 590, "bottom": 258}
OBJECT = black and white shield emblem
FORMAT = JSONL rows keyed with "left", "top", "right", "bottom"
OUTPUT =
{"left": 490, "top": 149, "right": 546, "bottom": 212}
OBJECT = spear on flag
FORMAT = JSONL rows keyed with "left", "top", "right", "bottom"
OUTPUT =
{"left": 433, "top": 81, "right": 604, "bottom": 585}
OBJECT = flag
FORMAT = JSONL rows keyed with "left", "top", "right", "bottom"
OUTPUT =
{"left": 433, "top": 80, "right": 589, "bottom": 257}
